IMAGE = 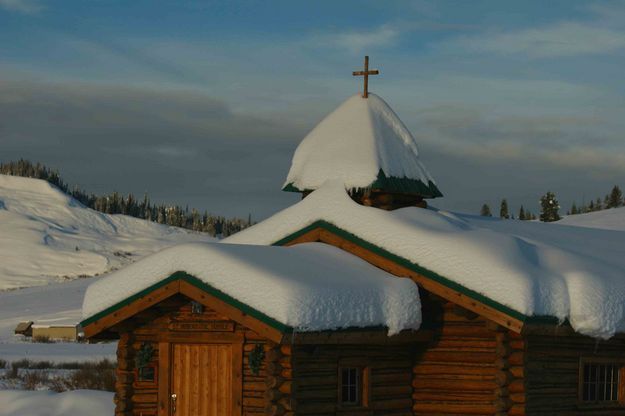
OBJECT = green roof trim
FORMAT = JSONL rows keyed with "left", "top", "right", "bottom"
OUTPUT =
{"left": 80, "top": 271, "right": 293, "bottom": 334}
{"left": 80, "top": 271, "right": 409, "bottom": 337}
{"left": 273, "top": 220, "right": 531, "bottom": 324}
{"left": 283, "top": 169, "right": 443, "bottom": 198}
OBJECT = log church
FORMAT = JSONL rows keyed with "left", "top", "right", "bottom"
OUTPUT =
{"left": 82, "top": 57, "right": 625, "bottom": 416}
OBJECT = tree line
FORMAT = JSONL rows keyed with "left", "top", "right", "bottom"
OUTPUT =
{"left": 0, "top": 159, "right": 252, "bottom": 237}
{"left": 480, "top": 185, "right": 623, "bottom": 223}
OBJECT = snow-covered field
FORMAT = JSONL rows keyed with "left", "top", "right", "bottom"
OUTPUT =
{"left": 0, "top": 278, "right": 116, "bottom": 363}
{"left": 558, "top": 206, "right": 625, "bottom": 231}
{"left": 0, "top": 390, "right": 113, "bottom": 416}
{"left": 0, "top": 173, "right": 215, "bottom": 365}
{"left": 0, "top": 174, "right": 214, "bottom": 291}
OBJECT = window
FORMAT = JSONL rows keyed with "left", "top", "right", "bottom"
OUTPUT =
{"left": 339, "top": 366, "right": 369, "bottom": 407}
{"left": 340, "top": 367, "right": 360, "bottom": 405}
{"left": 133, "top": 364, "right": 157, "bottom": 387}
{"left": 580, "top": 359, "right": 624, "bottom": 405}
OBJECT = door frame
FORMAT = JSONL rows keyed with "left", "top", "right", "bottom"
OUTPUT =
{"left": 158, "top": 337, "right": 243, "bottom": 416}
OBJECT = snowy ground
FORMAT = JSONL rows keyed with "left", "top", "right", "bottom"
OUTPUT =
{"left": 0, "top": 174, "right": 214, "bottom": 291}
{"left": 558, "top": 206, "right": 625, "bottom": 231}
{"left": 0, "top": 390, "right": 113, "bottom": 416}
{"left": 0, "top": 278, "right": 116, "bottom": 363}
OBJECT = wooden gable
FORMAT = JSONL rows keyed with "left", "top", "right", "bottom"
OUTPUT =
{"left": 272, "top": 220, "right": 529, "bottom": 333}
{"left": 81, "top": 272, "right": 286, "bottom": 343}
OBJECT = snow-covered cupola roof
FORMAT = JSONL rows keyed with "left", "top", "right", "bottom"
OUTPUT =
{"left": 283, "top": 92, "right": 442, "bottom": 199}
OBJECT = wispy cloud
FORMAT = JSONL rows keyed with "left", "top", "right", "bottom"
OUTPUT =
{"left": 438, "top": 21, "right": 625, "bottom": 58}
{"left": 0, "top": 0, "right": 43, "bottom": 14}
{"left": 310, "top": 25, "right": 399, "bottom": 54}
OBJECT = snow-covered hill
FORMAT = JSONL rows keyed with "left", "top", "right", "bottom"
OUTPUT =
{"left": 0, "top": 174, "right": 214, "bottom": 290}
{"left": 558, "top": 206, "right": 625, "bottom": 231}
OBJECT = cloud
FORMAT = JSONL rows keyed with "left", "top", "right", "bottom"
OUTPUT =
{"left": 0, "top": 77, "right": 303, "bottom": 217}
{"left": 438, "top": 21, "right": 625, "bottom": 58}
{"left": 310, "top": 25, "right": 399, "bottom": 54}
{"left": 0, "top": 0, "right": 43, "bottom": 14}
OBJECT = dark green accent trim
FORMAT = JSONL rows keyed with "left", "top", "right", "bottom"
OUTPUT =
{"left": 80, "top": 269, "right": 415, "bottom": 338}
{"left": 80, "top": 271, "right": 293, "bottom": 334}
{"left": 282, "top": 170, "right": 443, "bottom": 199}
{"left": 282, "top": 182, "right": 300, "bottom": 193}
{"left": 273, "top": 220, "right": 531, "bottom": 323}
{"left": 80, "top": 273, "right": 181, "bottom": 327}
{"left": 369, "top": 170, "right": 443, "bottom": 198}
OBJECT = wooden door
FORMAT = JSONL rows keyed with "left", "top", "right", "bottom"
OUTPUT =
{"left": 170, "top": 343, "right": 238, "bottom": 416}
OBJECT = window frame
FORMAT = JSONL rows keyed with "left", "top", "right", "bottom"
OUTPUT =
{"left": 133, "top": 363, "right": 158, "bottom": 388}
{"left": 578, "top": 357, "right": 625, "bottom": 408}
{"left": 337, "top": 362, "right": 370, "bottom": 409}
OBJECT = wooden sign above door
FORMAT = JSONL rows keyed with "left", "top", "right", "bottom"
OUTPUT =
{"left": 168, "top": 321, "right": 235, "bottom": 332}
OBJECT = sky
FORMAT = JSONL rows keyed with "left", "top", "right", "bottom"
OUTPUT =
{"left": 1, "top": 0, "right": 624, "bottom": 219}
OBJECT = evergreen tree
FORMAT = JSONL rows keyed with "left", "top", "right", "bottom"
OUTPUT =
{"left": 540, "top": 191, "right": 561, "bottom": 222}
{"left": 607, "top": 185, "right": 623, "bottom": 208}
{"left": 480, "top": 204, "right": 492, "bottom": 217}
{"left": 499, "top": 199, "right": 509, "bottom": 219}
{"left": 570, "top": 203, "right": 578, "bottom": 215}
{"left": 519, "top": 205, "right": 526, "bottom": 220}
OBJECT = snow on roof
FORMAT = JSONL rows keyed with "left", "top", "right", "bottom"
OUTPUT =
{"left": 225, "top": 181, "right": 625, "bottom": 339}
{"left": 82, "top": 242, "right": 421, "bottom": 335}
{"left": 284, "top": 93, "right": 439, "bottom": 195}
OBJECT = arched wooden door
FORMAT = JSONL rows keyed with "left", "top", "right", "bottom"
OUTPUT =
{"left": 169, "top": 343, "right": 242, "bottom": 416}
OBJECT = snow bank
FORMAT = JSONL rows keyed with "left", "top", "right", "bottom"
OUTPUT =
{"left": 558, "top": 207, "right": 625, "bottom": 231}
{"left": 0, "top": 390, "right": 113, "bottom": 416}
{"left": 0, "top": 278, "right": 116, "bottom": 363}
{"left": 0, "top": 174, "right": 213, "bottom": 290}
{"left": 82, "top": 242, "right": 421, "bottom": 335}
{"left": 284, "top": 93, "right": 436, "bottom": 191}
{"left": 225, "top": 181, "right": 625, "bottom": 339}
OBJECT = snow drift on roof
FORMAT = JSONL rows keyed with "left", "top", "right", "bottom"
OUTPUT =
{"left": 284, "top": 93, "right": 438, "bottom": 194}
{"left": 225, "top": 181, "right": 625, "bottom": 339}
{"left": 82, "top": 242, "right": 421, "bottom": 335}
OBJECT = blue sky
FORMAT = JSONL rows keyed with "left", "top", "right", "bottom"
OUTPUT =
{"left": 1, "top": 0, "right": 625, "bottom": 218}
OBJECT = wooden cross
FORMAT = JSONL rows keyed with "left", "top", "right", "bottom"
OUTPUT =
{"left": 352, "top": 56, "right": 379, "bottom": 98}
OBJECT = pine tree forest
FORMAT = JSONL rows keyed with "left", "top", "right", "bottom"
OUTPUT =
{"left": 0, "top": 159, "right": 251, "bottom": 237}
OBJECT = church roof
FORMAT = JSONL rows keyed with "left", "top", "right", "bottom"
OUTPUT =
{"left": 226, "top": 181, "right": 625, "bottom": 340}
{"left": 283, "top": 93, "right": 442, "bottom": 198}
{"left": 81, "top": 242, "right": 421, "bottom": 336}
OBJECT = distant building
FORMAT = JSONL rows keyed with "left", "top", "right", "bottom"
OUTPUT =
{"left": 31, "top": 324, "right": 79, "bottom": 341}
{"left": 13, "top": 321, "right": 33, "bottom": 337}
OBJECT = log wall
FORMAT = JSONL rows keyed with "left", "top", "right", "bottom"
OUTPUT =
{"left": 524, "top": 326, "right": 625, "bottom": 415}
{"left": 292, "top": 343, "right": 415, "bottom": 415}
{"left": 112, "top": 294, "right": 281, "bottom": 416}
{"left": 412, "top": 294, "right": 519, "bottom": 416}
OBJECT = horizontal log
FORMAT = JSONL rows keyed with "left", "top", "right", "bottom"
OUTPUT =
{"left": 412, "top": 391, "right": 497, "bottom": 402}
{"left": 243, "top": 396, "right": 265, "bottom": 408}
{"left": 509, "top": 392, "right": 525, "bottom": 403}
{"left": 412, "top": 378, "right": 496, "bottom": 392}
{"left": 508, "top": 404, "right": 526, "bottom": 416}
{"left": 413, "top": 364, "right": 496, "bottom": 376}
{"left": 508, "top": 379, "right": 525, "bottom": 393}
{"left": 131, "top": 393, "right": 156, "bottom": 404}
{"left": 371, "top": 384, "right": 412, "bottom": 397}
{"left": 419, "top": 351, "right": 496, "bottom": 364}
{"left": 510, "top": 366, "right": 524, "bottom": 378}
{"left": 413, "top": 402, "right": 497, "bottom": 414}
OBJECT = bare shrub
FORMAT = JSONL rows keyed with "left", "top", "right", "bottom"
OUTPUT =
{"left": 32, "top": 335, "right": 55, "bottom": 343}
{"left": 22, "top": 371, "right": 49, "bottom": 390}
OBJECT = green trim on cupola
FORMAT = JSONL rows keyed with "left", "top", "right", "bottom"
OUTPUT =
{"left": 283, "top": 169, "right": 443, "bottom": 199}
